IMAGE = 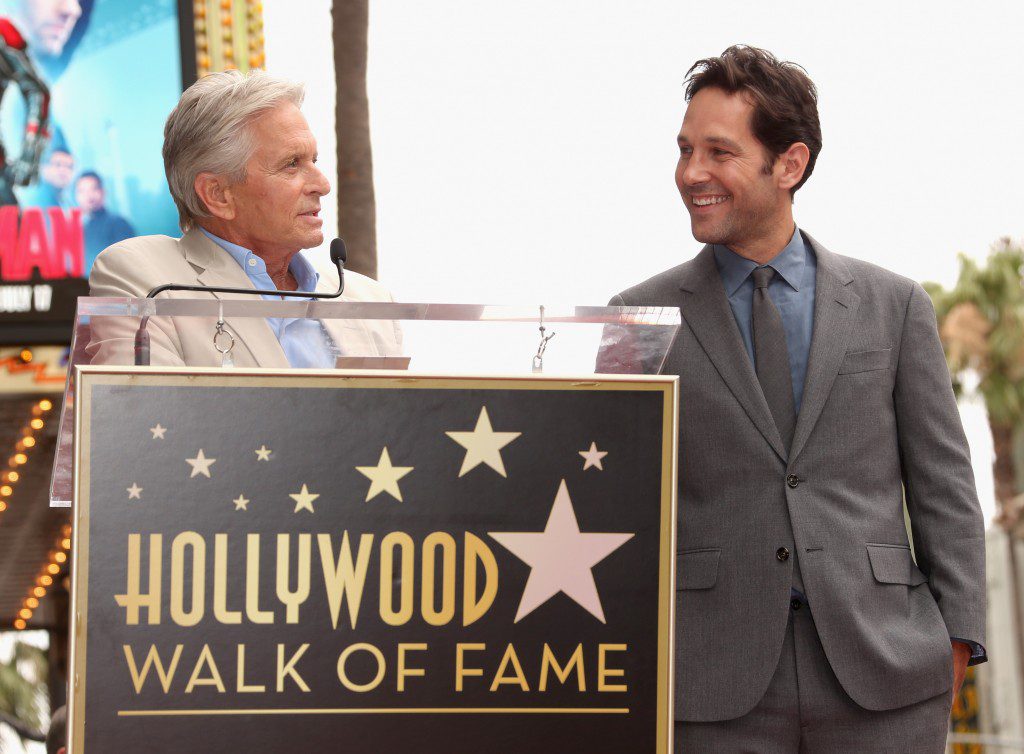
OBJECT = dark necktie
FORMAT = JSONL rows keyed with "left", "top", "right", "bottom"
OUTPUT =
{"left": 752, "top": 267, "right": 796, "bottom": 450}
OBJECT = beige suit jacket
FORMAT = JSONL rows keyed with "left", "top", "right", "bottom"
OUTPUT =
{"left": 86, "top": 228, "right": 402, "bottom": 367}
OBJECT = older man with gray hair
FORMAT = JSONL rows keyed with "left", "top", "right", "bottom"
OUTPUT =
{"left": 87, "top": 70, "right": 401, "bottom": 367}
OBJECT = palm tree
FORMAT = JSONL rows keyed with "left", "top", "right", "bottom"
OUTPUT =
{"left": 924, "top": 238, "right": 1024, "bottom": 733}
{"left": 332, "top": 0, "right": 378, "bottom": 279}
{"left": 0, "top": 636, "right": 47, "bottom": 750}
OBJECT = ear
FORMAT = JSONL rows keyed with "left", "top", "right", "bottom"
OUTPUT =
{"left": 193, "top": 172, "right": 236, "bottom": 221}
{"left": 776, "top": 142, "right": 810, "bottom": 193}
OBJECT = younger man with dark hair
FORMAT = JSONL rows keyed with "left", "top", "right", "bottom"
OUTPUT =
{"left": 610, "top": 45, "right": 986, "bottom": 751}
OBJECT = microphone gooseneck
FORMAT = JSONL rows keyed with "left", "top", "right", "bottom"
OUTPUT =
{"left": 133, "top": 238, "right": 349, "bottom": 366}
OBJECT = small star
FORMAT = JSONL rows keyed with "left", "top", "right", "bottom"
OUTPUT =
{"left": 186, "top": 449, "right": 216, "bottom": 478}
{"left": 289, "top": 484, "right": 319, "bottom": 513}
{"left": 579, "top": 442, "right": 608, "bottom": 471}
{"left": 126, "top": 483, "right": 143, "bottom": 499}
{"left": 233, "top": 494, "right": 250, "bottom": 511}
{"left": 255, "top": 445, "right": 272, "bottom": 461}
{"left": 149, "top": 424, "right": 166, "bottom": 439}
{"left": 445, "top": 406, "right": 522, "bottom": 478}
{"left": 356, "top": 447, "right": 414, "bottom": 502}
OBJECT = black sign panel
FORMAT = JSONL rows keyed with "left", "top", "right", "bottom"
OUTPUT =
{"left": 71, "top": 370, "right": 676, "bottom": 753}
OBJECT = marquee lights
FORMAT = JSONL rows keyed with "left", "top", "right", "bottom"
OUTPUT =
{"left": 15, "top": 523, "right": 72, "bottom": 630}
{"left": 0, "top": 398, "right": 52, "bottom": 529}
{"left": 194, "top": 0, "right": 264, "bottom": 78}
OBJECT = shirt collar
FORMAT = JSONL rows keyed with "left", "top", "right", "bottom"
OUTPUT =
{"left": 712, "top": 225, "right": 806, "bottom": 296}
{"left": 199, "top": 227, "right": 320, "bottom": 292}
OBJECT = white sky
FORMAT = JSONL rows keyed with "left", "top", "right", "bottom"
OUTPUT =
{"left": 265, "top": 0, "right": 1012, "bottom": 523}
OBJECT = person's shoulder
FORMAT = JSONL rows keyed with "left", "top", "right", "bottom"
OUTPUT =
{"left": 613, "top": 258, "right": 697, "bottom": 306}
{"left": 341, "top": 269, "right": 395, "bottom": 302}
{"left": 89, "top": 234, "right": 188, "bottom": 294}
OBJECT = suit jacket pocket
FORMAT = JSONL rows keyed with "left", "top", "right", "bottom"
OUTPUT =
{"left": 678, "top": 548, "right": 720, "bottom": 590}
{"left": 838, "top": 348, "right": 892, "bottom": 374}
{"left": 867, "top": 543, "right": 928, "bottom": 585}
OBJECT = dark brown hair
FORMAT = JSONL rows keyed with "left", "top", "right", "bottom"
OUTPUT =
{"left": 685, "top": 45, "right": 822, "bottom": 195}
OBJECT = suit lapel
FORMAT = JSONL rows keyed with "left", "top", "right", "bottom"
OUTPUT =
{"left": 179, "top": 228, "right": 290, "bottom": 368}
{"left": 678, "top": 246, "right": 789, "bottom": 462}
{"left": 788, "top": 234, "right": 859, "bottom": 462}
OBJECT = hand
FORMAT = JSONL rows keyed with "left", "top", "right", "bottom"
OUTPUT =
{"left": 951, "top": 640, "right": 971, "bottom": 699}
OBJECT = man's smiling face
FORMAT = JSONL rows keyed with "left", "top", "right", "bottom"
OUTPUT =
{"left": 675, "top": 86, "right": 788, "bottom": 249}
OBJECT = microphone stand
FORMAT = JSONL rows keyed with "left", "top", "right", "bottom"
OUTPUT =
{"left": 133, "top": 238, "right": 347, "bottom": 366}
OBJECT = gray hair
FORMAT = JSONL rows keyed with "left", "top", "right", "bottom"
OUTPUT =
{"left": 162, "top": 70, "right": 305, "bottom": 231}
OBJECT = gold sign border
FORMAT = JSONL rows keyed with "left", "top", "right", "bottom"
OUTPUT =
{"left": 69, "top": 366, "right": 678, "bottom": 753}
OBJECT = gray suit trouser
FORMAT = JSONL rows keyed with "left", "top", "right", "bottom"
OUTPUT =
{"left": 676, "top": 603, "right": 951, "bottom": 753}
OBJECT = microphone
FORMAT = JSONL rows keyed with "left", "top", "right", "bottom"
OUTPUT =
{"left": 133, "top": 239, "right": 348, "bottom": 366}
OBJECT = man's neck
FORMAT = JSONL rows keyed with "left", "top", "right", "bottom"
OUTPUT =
{"left": 198, "top": 221, "right": 300, "bottom": 290}
{"left": 723, "top": 210, "right": 796, "bottom": 266}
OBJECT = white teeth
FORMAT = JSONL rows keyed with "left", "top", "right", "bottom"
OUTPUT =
{"left": 692, "top": 196, "right": 728, "bottom": 206}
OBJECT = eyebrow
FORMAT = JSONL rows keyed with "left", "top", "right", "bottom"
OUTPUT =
{"left": 676, "top": 135, "right": 742, "bottom": 151}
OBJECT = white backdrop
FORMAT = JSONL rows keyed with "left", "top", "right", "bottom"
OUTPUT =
{"left": 262, "top": 0, "right": 1017, "bottom": 523}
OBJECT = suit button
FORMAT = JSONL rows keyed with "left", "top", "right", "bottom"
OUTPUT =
{"left": 776, "top": 547, "right": 790, "bottom": 562}
{"left": 787, "top": 474, "right": 800, "bottom": 488}
{"left": 790, "top": 598, "right": 802, "bottom": 611}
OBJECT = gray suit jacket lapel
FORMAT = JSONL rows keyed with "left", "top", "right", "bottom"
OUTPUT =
{"left": 179, "top": 228, "right": 290, "bottom": 368}
{"left": 678, "top": 245, "right": 789, "bottom": 462}
{"left": 789, "top": 233, "right": 860, "bottom": 462}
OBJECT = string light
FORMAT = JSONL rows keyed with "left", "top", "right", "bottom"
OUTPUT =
{"left": 17, "top": 523, "right": 72, "bottom": 629}
{"left": 13, "top": 619, "right": 25, "bottom": 630}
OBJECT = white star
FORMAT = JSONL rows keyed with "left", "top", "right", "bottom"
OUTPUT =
{"left": 356, "top": 447, "right": 414, "bottom": 502}
{"left": 255, "top": 445, "right": 272, "bottom": 461}
{"left": 579, "top": 441, "right": 608, "bottom": 471}
{"left": 149, "top": 424, "right": 166, "bottom": 439}
{"left": 289, "top": 484, "right": 319, "bottom": 513}
{"left": 233, "top": 494, "right": 250, "bottom": 511}
{"left": 489, "top": 480, "right": 633, "bottom": 623}
{"left": 185, "top": 449, "right": 216, "bottom": 478}
{"left": 445, "top": 406, "right": 521, "bottom": 478}
{"left": 126, "top": 483, "right": 143, "bottom": 500}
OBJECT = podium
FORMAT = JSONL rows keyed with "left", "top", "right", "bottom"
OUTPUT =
{"left": 54, "top": 297, "right": 681, "bottom": 753}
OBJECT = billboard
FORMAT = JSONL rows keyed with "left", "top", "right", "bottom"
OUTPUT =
{"left": 0, "top": 0, "right": 193, "bottom": 343}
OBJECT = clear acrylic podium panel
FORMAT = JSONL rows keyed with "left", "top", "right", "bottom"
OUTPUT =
{"left": 51, "top": 296, "right": 680, "bottom": 506}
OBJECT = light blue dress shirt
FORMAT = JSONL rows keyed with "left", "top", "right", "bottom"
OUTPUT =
{"left": 200, "top": 228, "right": 337, "bottom": 368}
{"left": 713, "top": 225, "right": 816, "bottom": 413}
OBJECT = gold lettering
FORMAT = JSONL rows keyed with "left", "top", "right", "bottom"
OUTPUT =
{"left": 597, "top": 643, "right": 628, "bottom": 692}
{"left": 539, "top": 643, "right": 586, "bottom": 691}
{"left": 397, "top": 643, "right": 427, "bottom": 692}
{"left": 379, "top": 532, "right": 414, "bottom": 626}
{"left": 236, "top": 644, "right": 265, "bottom": 693}
{"left": 489, "top": 643, "right": 529, "bottom": 692}
{"left": 462, "top": 533, "right": 498, "bottom": 626}
{"left": 213, "top": 534, "right": 241, "bottom": 624}
{"left": 421, "top": 532, "right": 456, "bottom": 626}
{"left": 170, "top": 532, "right": 205, "bottom": 627}
{"left": 123, "top": 644, "right": 182, "bottom": 693}
{"left": 455, "top": 643, "right": 485, "bottom": 692}
{"left": 115, "top": 533, "right": 162, "bottom": 625}
{"left": 337, "top": 643, "right": 386, "bottom": 693}
{"left": 318, "top": 532, "right": 373, "bottom": 630}
{"left": 276, "top": 643, "right": 310, "bottom": 692}
{"left": 276, "top": 534, "right": 311, "bottom": 624}
{"left": 185, "top": 644, "right": 226, "bottom": 693}
{"left": 246, "top": 534, "right": 274, "bottom": 624}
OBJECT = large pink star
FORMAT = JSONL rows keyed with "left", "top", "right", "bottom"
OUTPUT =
{"left": 489, "top": 480, "right": 634, "bottom": 623}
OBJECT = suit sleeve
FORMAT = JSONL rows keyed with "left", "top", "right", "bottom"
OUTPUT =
{"left": 894, "top": 281, "right": 986, "bottom": 659}
{"left": 86, "top": 248, "right": 186, "bottom": 367}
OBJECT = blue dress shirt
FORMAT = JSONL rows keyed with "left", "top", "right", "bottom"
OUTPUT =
{"left": 200, "top": 228, "right": 337, "bottom": 368}
{"left": 713, "top": 225, "right": 816, "bottom": 413}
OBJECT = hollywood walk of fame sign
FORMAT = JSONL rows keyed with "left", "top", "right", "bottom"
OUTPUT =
{"left": 69, "top": 367, "right": 677, "bottom": 753}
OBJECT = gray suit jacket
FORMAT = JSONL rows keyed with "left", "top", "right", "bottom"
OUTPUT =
{"left": 86, "top": 228, "right": 402, "bottom": 366}
{"left": 610, "top": 232, "right": 985, "bottom": 722}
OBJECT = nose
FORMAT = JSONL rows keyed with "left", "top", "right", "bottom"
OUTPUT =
{"left": 309, "top": 164, "right": 331, "bottom": 197}
{"left": 679, "top": 150, "right": 710, "bottom": 188}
